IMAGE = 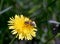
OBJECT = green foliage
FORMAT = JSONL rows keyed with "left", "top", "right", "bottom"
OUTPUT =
{"left": 0, "top": 0, "right": 60, "bottom": 44}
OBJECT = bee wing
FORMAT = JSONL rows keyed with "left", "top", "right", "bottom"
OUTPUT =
{"left": 32, "top": 21, "right": 36, "bottom": 27}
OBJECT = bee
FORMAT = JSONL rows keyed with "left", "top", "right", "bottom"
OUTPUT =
{"left": 25, "top": 21, "right": 36, "bottom": 27}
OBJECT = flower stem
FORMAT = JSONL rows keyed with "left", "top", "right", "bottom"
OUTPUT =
{"left": 44, "top": 35, "right": 56, "bottom": 44}
{"left": 9, "top": 36, "right": 16, "bottom": 44}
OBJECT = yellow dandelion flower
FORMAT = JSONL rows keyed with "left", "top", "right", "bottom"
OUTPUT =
{"left": 8, "top": 15, "right": 37, "bottom": 40}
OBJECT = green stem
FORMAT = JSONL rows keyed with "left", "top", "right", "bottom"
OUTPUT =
{"left": 0, "top": 0, "right": 4, "bottom": 10}
{"left": 9, "top": 36, "right": 16, "bottom": 44}
{"left": 44, "top": 35, "right": 56, "bottom": 44}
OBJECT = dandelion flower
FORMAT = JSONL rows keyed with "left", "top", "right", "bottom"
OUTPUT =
{"left": 8, "top": 15, "right": 37, "bottom": 40}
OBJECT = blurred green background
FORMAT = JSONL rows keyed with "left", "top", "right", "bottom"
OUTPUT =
{"left": 0, "top": 0, "right": 60, "bottom": 44}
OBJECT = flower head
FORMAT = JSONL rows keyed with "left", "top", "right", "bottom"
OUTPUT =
{"left": 8, "top": 15, "right": 37, "bottom": 40}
